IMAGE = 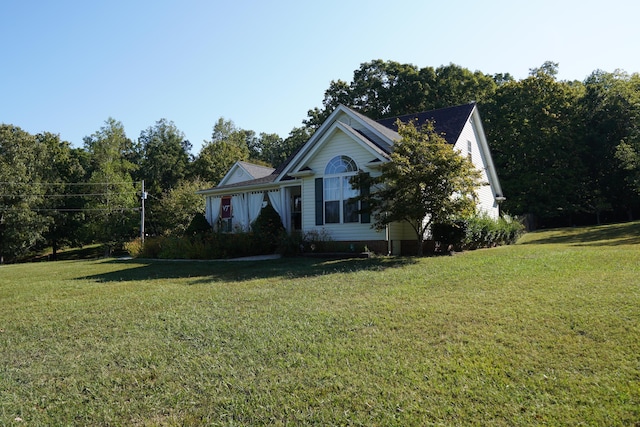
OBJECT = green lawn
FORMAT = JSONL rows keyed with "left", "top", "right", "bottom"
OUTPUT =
{"left": 1, "top": 223, "right": 639, "bottom": 426}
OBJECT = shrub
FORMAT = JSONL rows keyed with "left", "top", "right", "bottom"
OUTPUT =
{"left": 140, "top": 237, "right": 164, "bottom": 258}
{"left": 184, "top": 212, "right": 213, "bottom": 238}
{"left": 251, "top": 204, "right": 285, "bottom": 254}
{"left": 300, "top": 228, "right": 334, "bottom": 253}
{"left": 124, "top": 238, "right": 143, "bottom": 257}
{"left": 430, "top": 214, "right": 525, "bottom": 252}
{"left": 463, "top": 214, "right": 525, "bottom": 249}
{"left": 431, "top": 221, "right": 467, "bottom": 251}
{"left": 277, "top": 232, "right": 304, "bottom": 257}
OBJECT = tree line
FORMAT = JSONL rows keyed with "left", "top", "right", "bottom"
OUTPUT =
{"left": 308, "top": 60, "right": 640, "bottom": 228}
{"left": 0, "top": 117, "right": 308, "bottom": 263}
{"left": 1, "top": 59, "right": 639, "bottom": 262}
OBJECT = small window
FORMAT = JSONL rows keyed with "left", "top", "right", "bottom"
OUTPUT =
{"left": 467, "top": 141, "right": 473, "bottom": 162}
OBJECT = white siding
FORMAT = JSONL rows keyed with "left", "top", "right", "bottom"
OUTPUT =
{"left": 455, "top": 119, "right": 500, "bottom": 219}
{"left": 225, "top": 167, "right": 251, "bottom": 185}
{"left": 299, "top": 128, "right": 385, "bottom": 241}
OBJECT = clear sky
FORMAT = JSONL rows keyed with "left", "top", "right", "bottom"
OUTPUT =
{"left": 2, "top": 0, "right": 639, "bottom": 154}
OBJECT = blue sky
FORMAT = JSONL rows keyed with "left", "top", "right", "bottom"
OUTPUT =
{"left": 2, "top": 0, "right": 639, "bottom": 154}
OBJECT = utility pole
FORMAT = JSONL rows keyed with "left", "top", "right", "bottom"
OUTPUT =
{"left": 140, "top": 180, "right": 147, "bottom": 242}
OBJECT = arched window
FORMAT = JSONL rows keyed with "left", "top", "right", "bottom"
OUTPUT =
{"left": 325, "top": 155, "right": 358, "bottom": 175}
{"left": 323, "top": 156, "right": 359, "bottom": 223}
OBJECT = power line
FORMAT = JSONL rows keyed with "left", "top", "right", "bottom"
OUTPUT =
{"left": 0, "top": 208, "right": 140, "bottom": 212}
{"left": 0, "top": 180, "right": 145, "bottom": 214}
{"left": 0, "top": 182, "right": 142, "bottom": 199}
{"left": 0, "top": 193, "right": 131, "bottom": 197}
{"left": 0, "top": 181, "right": 143, "bottom": 186}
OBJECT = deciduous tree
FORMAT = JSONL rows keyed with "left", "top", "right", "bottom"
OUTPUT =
{"left": 353, "top": 120, "right": 481, "bottom": 256}
{"left": 83, "top": 118, "right": 139, "bottom": 252}
{"left": 0, "top": 125, "right": 49, "bottom": 263}
{"left": 36, "top": 132, "right": 87, "bottom": 259}
{"left": 191, "top": 118, "right": 250, "bottom": 184}
{"left": 483, "top": 62, "right": 587, "bottom": 224}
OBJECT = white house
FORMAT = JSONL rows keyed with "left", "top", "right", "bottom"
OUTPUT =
{"left": 196, "top": 103, "right": 504, "bottom": 255}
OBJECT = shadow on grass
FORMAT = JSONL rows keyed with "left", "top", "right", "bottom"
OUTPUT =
{"left": 28, "top": 245, "right": 129, "bottom": 262}
{"left": 520, "top": 221, "right": 640, "bottom": 246}
{"left": 79, "top": 256, "right": 419, "bottom": 284}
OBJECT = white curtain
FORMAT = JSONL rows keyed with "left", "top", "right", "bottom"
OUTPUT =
{"left": 268, "top": 189, "right": 290, "bottom": 231}
{"left": 247, "top": 192, "right": 264, "bottom": 226}
{"left": 232, "top": 194, "right": 248, "bottom": 231}
{"left": 207, "top": 196, "right": 222, "bottom": 227}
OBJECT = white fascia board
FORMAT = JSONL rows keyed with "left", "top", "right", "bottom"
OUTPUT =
{"left": 275, "top": 106, "right": 349, "bottom": 181}
{"left": 286, "top": 122, "right": 390, "bottom": 177}
{"left": 196, "top": 182, "right": 281, "bottom": 197}
{"left": 335, "top": 121, "right": 391, "bottom": 160}
{"left": 471, "top": 107, "right": 504, "bottom": 198}
{"left": 277, "top": 105, "right": 392, "bottom": 179}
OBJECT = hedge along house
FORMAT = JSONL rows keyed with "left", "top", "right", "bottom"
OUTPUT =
{"left": 196, "top": 103, "right": 504, "bottom": 255}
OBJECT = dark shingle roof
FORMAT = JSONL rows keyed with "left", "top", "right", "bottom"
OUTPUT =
{"left": 237, "top": 161, "right": 275, "bottom": 179}
{"left": 376, "top": 102, "right": 475, "bottom": 145}
{"left": 210, "top": 173, "right": 278, "bottom": 191}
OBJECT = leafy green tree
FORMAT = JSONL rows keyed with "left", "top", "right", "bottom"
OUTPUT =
{"left": 616, "top": 139, "right": 640, "bottom": 193}
{"left": 0, "top": 125, "right": 49, "bottom": 263}
{"left": 153, "top": 178, "right": 210, "bottom": 237}
{"left": 135, "top": 119, "right": 193, "bottom": 235}
{"left": 83, "top": 118, "right": 139, "bottom": 252}
{"left": 353, "top": 120, "right": 482, "bottom": 256}
{"left": 483, "top": 62, "right": 587, "bottom": 225}
{"left": 251, "top": 132, "right": 282, "bottom": 166}
{"left": 251, "top": 131, "right": 307, "bottom": 167}
{"left": 431, "top": 63, "right": 497, "bottom": 108}
{"left": 304, "top": 60, "right": 497, "bottom": 130}
{"left": 305, "top": 79, "right": 353, "bottom": 130}
{"left": 35, "top": 132, "right": 87, "bottom": 259}
{"left": 136, "top": 119, "right": 192, "bottom": 195}
{"left": 350, "top": 60, "right": 428, "bottom": 119}
{"left": 281, "top": 126, "right": 311, "bottom": 160}
{"left": 191, "top": 118, "right": 250, "bottom": 184}
{"left": 581, "top": 70, "right": 640, "bottom": 221}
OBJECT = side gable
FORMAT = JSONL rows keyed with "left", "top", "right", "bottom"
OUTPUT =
{"left": 218, "top": 160, "right": 275, "bottom": 187}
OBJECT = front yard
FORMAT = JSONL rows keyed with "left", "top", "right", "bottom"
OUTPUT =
{"left": 1, "top": 222, "right": 639, "bottom": 425}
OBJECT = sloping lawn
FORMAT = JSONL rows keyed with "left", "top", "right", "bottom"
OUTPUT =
{"left": 1, "top": 223, "right": 639, "bottom": 425}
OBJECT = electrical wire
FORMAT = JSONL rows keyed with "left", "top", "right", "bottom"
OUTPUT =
{"left": 0, "top": 208, "right": 140, "bottom": 212}
{"left": 0, "top": 181, "right": 144, "bottom": 213}
{"left": 0, "top": 193, "right": 127, "bottom": 197}
{"left": 0, "top": 181, "right": 142, "bottom": 186}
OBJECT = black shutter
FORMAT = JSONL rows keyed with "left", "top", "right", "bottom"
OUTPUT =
{"left": 315, "top": 178, "right": 324, "bottom": 225}
{"left": 360, "top": 173, "right": 371, "bottom": 224}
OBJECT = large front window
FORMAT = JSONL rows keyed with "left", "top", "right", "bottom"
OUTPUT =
{"left": 324, "top": 155, "right": 359, "bottom": 223}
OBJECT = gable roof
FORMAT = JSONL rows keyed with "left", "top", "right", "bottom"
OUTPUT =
{"left": 235, "top": 161, "right": 275, "bottom": 179}
{"left": 199, "top": 103, "right": 481, "bottom": 195}
{"left": 376, "top": 102, "right": 476, "bottom": 145}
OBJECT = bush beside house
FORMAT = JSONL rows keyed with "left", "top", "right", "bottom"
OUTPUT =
{"left": 126, "top": 212, "right": 524, "bottom": 259}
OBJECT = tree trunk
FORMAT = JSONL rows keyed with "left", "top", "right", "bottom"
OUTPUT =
{"left": 416, "top": 235, "right": 424, "bottom": 256}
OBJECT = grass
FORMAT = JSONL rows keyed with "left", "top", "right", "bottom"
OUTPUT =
{"left": 1, "top": 223, "right": 639, "bottom": 425}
